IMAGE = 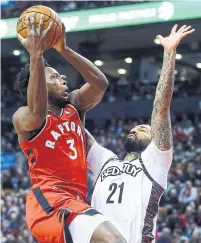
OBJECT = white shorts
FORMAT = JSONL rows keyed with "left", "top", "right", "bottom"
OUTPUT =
{"left": 68, "top": 212, "right": 109, "bottom": 243}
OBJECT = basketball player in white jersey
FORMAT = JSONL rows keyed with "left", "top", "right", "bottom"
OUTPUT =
{"left": 85, "top": 25, "right": 195, "bottom": 243}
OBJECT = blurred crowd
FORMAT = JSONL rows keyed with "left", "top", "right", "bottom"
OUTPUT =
{"left": 1, "top": 70, "right": 200, "bottom": 110}
{"left": 104, "top": 75, "right": 201, "bottom": 103}
{"left": 1, "top": 113, "right": 201, "bottom": 242}
{"left": 1, "top": 0, "right": 138, "bottom": 19}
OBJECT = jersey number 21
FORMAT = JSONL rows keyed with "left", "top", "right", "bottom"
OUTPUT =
{"left": 106, "top": 182, "right": 124, "bottom": 204}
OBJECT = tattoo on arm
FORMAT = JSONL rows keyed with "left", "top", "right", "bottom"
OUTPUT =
{"left": 151, "top": 51, "right": 175, "bottom": 150}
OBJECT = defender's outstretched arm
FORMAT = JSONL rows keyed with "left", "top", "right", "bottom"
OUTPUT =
{"left": 151, "top": 25, "right": 195, "bottom": 151}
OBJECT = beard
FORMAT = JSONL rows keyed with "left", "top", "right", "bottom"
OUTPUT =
{"left": 49, "top": 94, "right": 68, "bottom": 108}
{"left": 124, "top": 137, "right": 151, "bottom": 153}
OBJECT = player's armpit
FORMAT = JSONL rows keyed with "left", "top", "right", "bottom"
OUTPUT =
{"left": 87, "top": 142, "right": 118, "bottom": 180}
{"left": 68, "top": 84, "right": 104, "bottom": 112}
{"left": 12, "top": 106, "right": 46, "bottom": 134}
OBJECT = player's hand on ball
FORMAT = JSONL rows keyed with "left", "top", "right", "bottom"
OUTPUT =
{"left": 17, "top": 13, "right": 53, "bottom": 55}
{"left": 156, "top": 25, "right": 195, "bottom": 53}
{"left": 53, "top": 23, "right": 67, "bottom": 53}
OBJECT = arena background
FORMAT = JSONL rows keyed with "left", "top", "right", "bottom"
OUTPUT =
{"left": 1, "top": 1, "right": 201, "bottom": 242}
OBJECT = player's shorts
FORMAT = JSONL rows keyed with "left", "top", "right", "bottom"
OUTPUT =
{"left": 26, "top": 187, "right": 108, "bottom": 243}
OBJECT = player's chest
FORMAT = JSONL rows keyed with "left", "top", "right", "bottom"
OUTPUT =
{"left": 43, "top": 112, "right": 84, "bottom": 150}
{"left": 96, "top": 161, "right": 143, "bottom": 202}
{"left": 100, "top": 161, "right": 143, "bottom": 182}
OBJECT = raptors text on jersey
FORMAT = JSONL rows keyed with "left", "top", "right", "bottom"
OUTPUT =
{"left": 20, "top": 104, "right": 88, "bottom": 199}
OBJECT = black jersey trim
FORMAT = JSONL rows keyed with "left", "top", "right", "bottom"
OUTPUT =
{"left": 63, "top": 220, "right": 73, "bottom": 243}
{"left": 28, "top": 118, "right": 48, "bottom": 142}
{"left": 139, "top": 154, "right": 165, "bottom": 242}
{"left": 141, "top": 182, "right": 164, "bottom": 242}
{"left": 32, "top": 187, "right": 54, "bottom": 215}
{"left": 139, "top": 154, "right": 164, "bottom": 191}
{"left": 81, "top": 208, "right": 102, "bottom": 216}
{"left": 62, "top": 209, "right": 100, "bottom": 243}
{"left": 93, "top": 157, "right": 118, "bottom": 188}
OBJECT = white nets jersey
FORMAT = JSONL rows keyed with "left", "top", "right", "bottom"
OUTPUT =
{"left": 87, "top": 141, "right": 173, "bottom": 243}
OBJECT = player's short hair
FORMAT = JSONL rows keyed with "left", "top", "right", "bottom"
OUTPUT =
{"left": 16, "top": 60, "right": 50, "bottom": 104}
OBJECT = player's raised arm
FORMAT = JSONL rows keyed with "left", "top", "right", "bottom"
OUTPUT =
{"left": 53, "top": 24, "right": 109, "bottom": 112}
{"left": 151, "top": 25, "right": 195, "bottom": 151}
{"left": 13, "top": 14, "right": 53, "bottom": 135}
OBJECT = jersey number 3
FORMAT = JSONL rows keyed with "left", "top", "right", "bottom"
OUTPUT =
{"left": 106, "top": 182, "right": 124, "bottom": 204}
{"left": 66, "top": 139, "right": 78, "bottom": 160}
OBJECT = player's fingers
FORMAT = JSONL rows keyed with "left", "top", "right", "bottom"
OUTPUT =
{"left": 38, "top": 14, "right": 44, "bottom": 35}
{"left": 31, "top": 13, "right": 37, "bottom": 32}
{"left": 183, "top": 25, "right": 192, "bottom": 32}
{"left": 183, "top": 29, "right": 195, "bottom": 37}
{"left": 17, "top": 33, "right": 25, "bottom": 45}
{"left": 156, "top": 35, "right": 163, "bottom": 44}
{"left": 178, "top": 25, "right": 187, "bottom": 33}
{"left": 171, "top": 24, "right": 178, "bottom": 34}
{"left": 43, "top": 21, "right": 53, "bottom": 36}
{"left": 61, "top": 22, "right": 66, "bottom": 33}
{"left": 26, "top": 15, "right": 31, "bottom": 34}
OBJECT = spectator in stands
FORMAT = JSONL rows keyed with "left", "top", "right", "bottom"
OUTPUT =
{"left": 157, "top": 227, "right": 171, "bottom": 243}
{"left": 1, "top": 1, "right": 133, "bottom": 19}
{"left": 179, "top": 181, "right": 198, "bottom": 205}
{"left": 166, "top": 188, "right": 180, "bottom": 209}
{"left": 166, "top": 209, "right": 180, "bottom": 233}
{"left": 179, "top": 205, "right": 195, "bottom": 233}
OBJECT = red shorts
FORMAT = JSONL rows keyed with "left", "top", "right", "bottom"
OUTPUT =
{"left": 26, "top": 186, "right": 91, "bottom": 243}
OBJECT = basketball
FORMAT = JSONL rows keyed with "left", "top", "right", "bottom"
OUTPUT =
{"left": 16, "top": 5, "right": 62, "bottom": 49}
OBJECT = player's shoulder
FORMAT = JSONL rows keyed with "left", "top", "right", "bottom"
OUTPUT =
{"left": 13, "top": 106, "right": 27, "bottom": 115}
{"left": 142, "top": 140, "right": 173, "bottom": 155}
{"left": 67, "top": 90, "right": 80, "bottom": 109}
{"left": 65, "top": 97, "right": 85, "bottom": 125}
{"left": 12, "top": 106, "right": 34, "bottom": 140}
{"left": 12, "top": 106, "right": 28, "bottom": 126}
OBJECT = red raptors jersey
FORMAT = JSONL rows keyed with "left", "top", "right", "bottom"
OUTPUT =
{"left": 20, "top": 104, "right": 87, "bottom": 199}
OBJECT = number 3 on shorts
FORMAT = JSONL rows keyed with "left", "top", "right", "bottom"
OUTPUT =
{"left": 66, "top": 139, "right": 78, "bottom": 160}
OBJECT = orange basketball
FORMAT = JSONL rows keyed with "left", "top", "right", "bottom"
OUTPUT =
{"left": 17, "top": 5, "right": 62, "bottom": 49}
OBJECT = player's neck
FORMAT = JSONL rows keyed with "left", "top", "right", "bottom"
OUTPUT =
{"left": 48, "top": 103, "right": 63, "bottom": 117}
{"left": 124, "top": 152, "right": 139, "bottom": 161}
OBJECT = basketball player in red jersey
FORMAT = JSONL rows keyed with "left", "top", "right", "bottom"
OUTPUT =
{"left": 13, "top": 13, "right": 126, "bottom": 243}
